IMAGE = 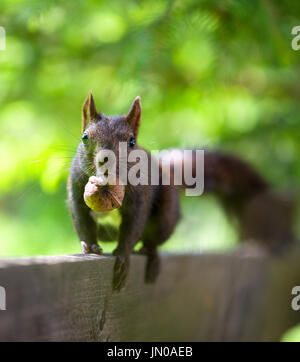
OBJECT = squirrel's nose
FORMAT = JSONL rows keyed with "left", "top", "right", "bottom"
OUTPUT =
{"left": 98, "top": 157, "right": 109, "bottom": 168}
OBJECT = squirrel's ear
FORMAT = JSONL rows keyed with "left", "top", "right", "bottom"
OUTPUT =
{"left": 126, "top": 96, "right": 141, "bottom": 137}
{"left": 82, "top": 93, "right": 99, "bottom": 133}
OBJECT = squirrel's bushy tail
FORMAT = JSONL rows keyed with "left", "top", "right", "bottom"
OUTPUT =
{"left": 161, "top": 149, "right": 295, "bottom": 252}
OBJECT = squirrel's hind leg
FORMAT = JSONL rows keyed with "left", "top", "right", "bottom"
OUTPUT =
{"left": 132, "top": 244, "right": 160, "bottom": 282}
{"left": 143, "top": 245, "right": 161, "bottom": 283}
{"left": 140, "top": 185, "right": 180, "bottom": 283}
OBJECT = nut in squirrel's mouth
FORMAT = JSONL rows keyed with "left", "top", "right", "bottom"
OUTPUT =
{"left": 84, "top": 175, "right": 125, "bottom": 212}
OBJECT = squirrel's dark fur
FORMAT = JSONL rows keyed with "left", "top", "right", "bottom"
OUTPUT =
{"left": 68, "top": 93, "right": 294, "bottom": 290}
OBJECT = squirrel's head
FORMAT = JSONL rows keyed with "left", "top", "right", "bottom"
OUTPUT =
{"left": 78, "top": 93, "right": 142, "bottom": 179}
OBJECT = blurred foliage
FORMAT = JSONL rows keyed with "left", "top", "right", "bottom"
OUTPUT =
{"left": 0, "top": 0, "right": 300, "bottom": 257}
{"left": 281, "top": 323, "right": 300, "bottom": 342}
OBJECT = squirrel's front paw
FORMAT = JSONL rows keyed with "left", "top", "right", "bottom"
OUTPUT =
{"left": 113, "top": 255, "right": 129, "bottom": 291}
{"left": 81, "top": 241, "right": 103, "bottom": 255}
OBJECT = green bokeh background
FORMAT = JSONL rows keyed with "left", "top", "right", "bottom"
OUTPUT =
{"left": 1, "top": 0, "right": 300, "bottom": 256}
{"left": 0, "top": 0, "right": 300, "bottom": 341}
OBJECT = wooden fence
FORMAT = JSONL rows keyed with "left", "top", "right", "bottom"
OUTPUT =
{"left": 0, "top": 250, "right": 300, "bottom": 341}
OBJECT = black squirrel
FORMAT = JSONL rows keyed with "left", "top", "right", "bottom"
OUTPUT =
{"left": 68, "top": 93, "right": 294, "bottom": 290}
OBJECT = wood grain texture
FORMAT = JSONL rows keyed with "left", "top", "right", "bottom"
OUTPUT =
{"left": 0, "top": 251, "right": 300, "bottom": 341}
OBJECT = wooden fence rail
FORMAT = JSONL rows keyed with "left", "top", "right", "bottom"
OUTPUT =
{"left": 0, "top": 250, "right": 300, "bottom": 341}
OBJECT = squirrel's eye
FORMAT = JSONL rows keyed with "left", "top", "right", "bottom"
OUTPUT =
{"left": 82, "top": 133, "right": 88, "bottom": 146}
{"left": 129, "top": 137, "right": 135, "bottom": 148}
